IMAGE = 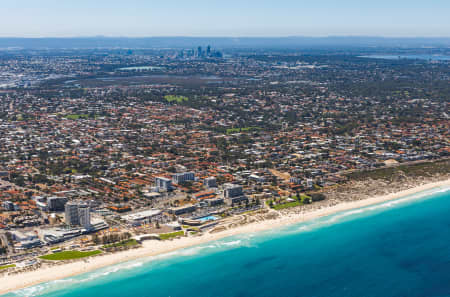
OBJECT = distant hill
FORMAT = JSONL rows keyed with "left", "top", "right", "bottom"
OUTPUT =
{"left": 0, "top": 36, "right": 449, "bottom": 49}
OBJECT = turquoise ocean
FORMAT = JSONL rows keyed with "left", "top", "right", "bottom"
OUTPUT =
{"left": 3, "top": 186, "right": 450, "bottom": 297}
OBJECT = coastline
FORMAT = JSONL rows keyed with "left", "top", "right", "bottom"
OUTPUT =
{"left": 1, "top": 179, "right": 449, "bottom": 295}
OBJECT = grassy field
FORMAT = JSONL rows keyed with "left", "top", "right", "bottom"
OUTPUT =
{"left": 272, "top": 201, "right": 302, "bottom": 210}
{"left": 226, "top": 127, "right": 260, "bottom": 134}
{"left": 182, "top": 225, "right": 200, "bottom": 231}
{"left": 102, "top": 239, "right": 139, "bottom": 249}
{"left": 296, "top": 194, "right": 312, "bottom": 202}
{"left": 268, "top": 194, "right": 312, "bottom": 210}
{"left": 159, "top": 231, "right": 185, "bottom": 240}
{"left": 39, "top": 250, "right": 102, "bottom": 261}
{"left": 64, "top": 114, "right": 90, "bottom": 120}
{"left": 164, "top": 95, "right": 189, "bottom": 103}
{"left": 0, "top": 264, "right": 16, "bottom": 270}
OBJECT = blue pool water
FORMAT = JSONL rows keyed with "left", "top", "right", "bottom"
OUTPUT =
{"left": 4, "top": 186, "right": 450, "bottom": 297}
{"left": 197, "top": 215, "right": 218, "bottom": 222}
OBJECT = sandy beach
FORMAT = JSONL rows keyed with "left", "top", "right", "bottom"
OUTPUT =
{"left": 1, "top": 178, "right": 449, "bottom": 295}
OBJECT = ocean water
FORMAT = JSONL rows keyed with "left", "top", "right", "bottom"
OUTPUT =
{"left": 360, "top": 54, "right": 450, "bottom": 61}
{"left": 4, "top": 186, "right": 450, "bottom": 297}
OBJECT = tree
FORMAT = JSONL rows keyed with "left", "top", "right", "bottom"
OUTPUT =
{"left": 311, "top": 193, "right": 326, "bottom": 202}
{"left": 91, "top": 234, "right": 100, "bottom": 245}
{"left": 14, "top": 175, "right": 25, "bottom": 187}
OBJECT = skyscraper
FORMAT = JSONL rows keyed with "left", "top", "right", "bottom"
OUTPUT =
{"left": 64, "top": 201, "right": 91, "bottom": 228}
{"left": 65, "top": 202, "right": 80, "bottom": 226}
{"left": 78, "top": 204, "right": 91, "bottom": 229}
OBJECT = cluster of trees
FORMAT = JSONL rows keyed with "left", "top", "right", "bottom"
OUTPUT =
{"left": 91, "top": 232, "right": 131, "bottom": 245}
{"left": 231, "top": 198, "right": 260, "bottom": 208}
{"left": 270, "top": 192, "right": 326, "bottom": 209}
{"left": 311, "top": 193, "right": 326, "bottom": 202}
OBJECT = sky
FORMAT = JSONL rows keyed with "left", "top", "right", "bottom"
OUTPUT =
{"left": 1, "top": 0, "right": 449, "bottom": 37}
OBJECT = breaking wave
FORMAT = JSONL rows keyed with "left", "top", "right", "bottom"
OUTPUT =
{"left": 290, "top": 186, "right": 450, "bottom": 234}
{"left": 11, "top": 261, "right": 145, "bottom": 297}
{"left": 9, "top": 238, "right": 250, "bottom": 297}
{"left": 8, "top": 186, "right": 449, "bottom": 297}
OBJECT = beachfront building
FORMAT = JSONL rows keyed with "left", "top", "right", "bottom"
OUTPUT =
{"left": 121, "top": 209, "right": 162, "bottom": 225}
{"left": 168, "top": 205, "right": 196, "bottom": 216}
{"left": 223, "top": 184, "right": 248, "bottom": 205}
{"left": 78, "top": 204, "right": 91, "bottom": 229}
{"left": 11, "top": 231, "right": 42, "bottom": 249}
{"left": 207, "top": 198, "right": 224, "bottom": 207}
{"left": 224, "top": 184, "right": 243, "bottom": 198}
{"left": 65, "top": 202, "right": 91, "bottom": 228}
{"left": 65, "top": 202, "right": 80, "bottom": 226}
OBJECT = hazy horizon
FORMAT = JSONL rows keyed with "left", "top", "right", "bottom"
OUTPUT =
{"left": 1, "top": 36, "right": 450, "bottom": 50}
{"left": 1, "top": 0, "right": 450, "bottom": 38}
{"left": 2, "top": 35, "right": 450, "bottom": 39}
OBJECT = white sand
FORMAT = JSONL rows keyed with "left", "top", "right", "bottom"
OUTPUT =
{"left": 1, "top": 179, "right": 449, "bottom": 295}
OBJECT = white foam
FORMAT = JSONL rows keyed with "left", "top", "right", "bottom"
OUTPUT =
{"left": 13, "top": 284, "right": 47, "bottom": 297}
{"left": 10, "top": 238, "right": 250, "bottom": 296}
{"left": 221, "top": 240, "right": 242, "bottom": 246}
{"left": 291, "top": 186, "right": 450, "bottom": 233}
{"left": 10, "top": 261, "right": 146, "bottom": 297}
{"left": 11, "top": 186, "right": 449, "bottom": 296}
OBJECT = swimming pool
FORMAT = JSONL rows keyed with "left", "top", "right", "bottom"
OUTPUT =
{"left": 197, "top": 215, "right": 218, "bottom": 222}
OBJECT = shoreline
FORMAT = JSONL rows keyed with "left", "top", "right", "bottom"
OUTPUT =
{"left": 1, "top": 179, "right": 449, "bottom": 295}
